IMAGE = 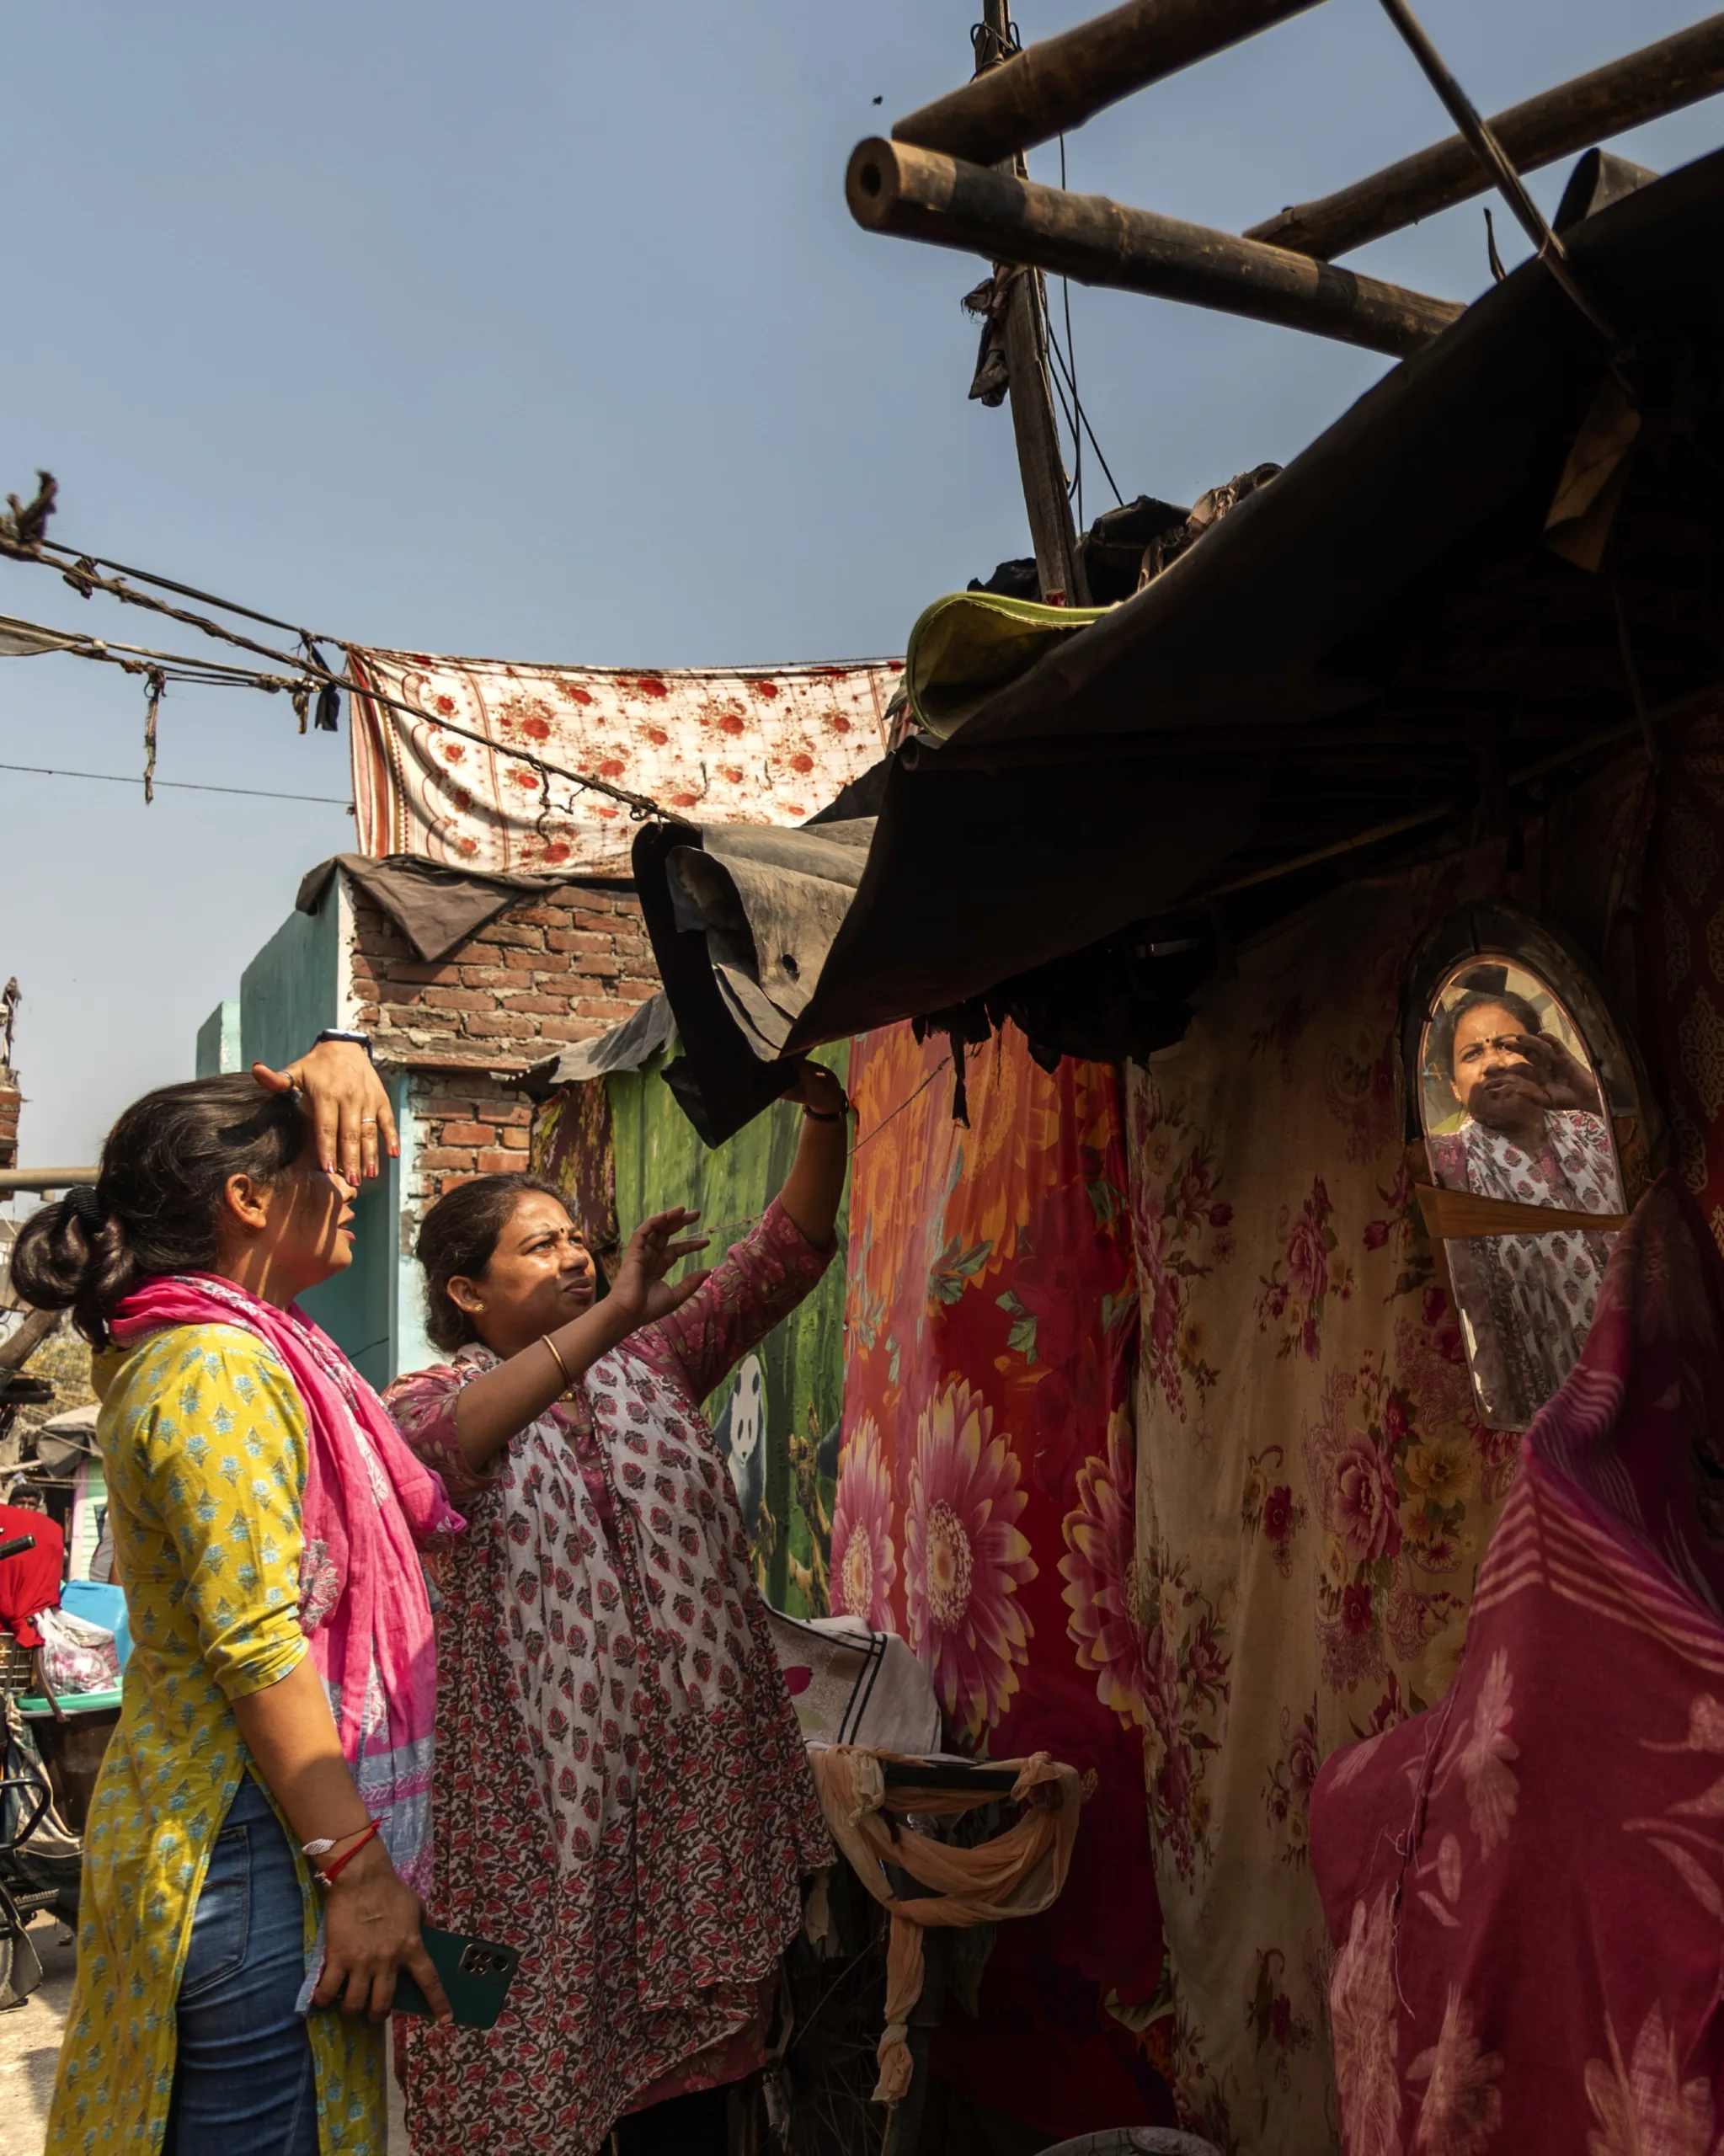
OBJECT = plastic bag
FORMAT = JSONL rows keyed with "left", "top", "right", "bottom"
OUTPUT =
{"left": 35, "top": 1605, "right": 120, "bottom": 1696}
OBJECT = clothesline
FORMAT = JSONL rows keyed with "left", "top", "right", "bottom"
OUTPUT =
{"left": 0, "top": 480, "right": 667, "bottom": 819}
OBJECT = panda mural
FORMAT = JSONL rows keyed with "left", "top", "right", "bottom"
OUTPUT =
{"left": 713, "top": 1351, "right": 766, "bottom": 1540}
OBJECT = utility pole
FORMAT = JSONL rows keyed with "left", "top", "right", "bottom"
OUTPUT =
{"left": 979, "top": 0, "right": 1089, "bottom": 606}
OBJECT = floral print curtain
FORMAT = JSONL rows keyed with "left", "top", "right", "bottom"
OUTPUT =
{"left": 837, "top": 1023, "right": 1176, "bottom": 2135}
{"left": 1125, "top": 857, "right": 1535, "bottom": 2152}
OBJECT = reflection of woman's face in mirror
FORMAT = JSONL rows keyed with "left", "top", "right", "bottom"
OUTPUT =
{"left": 1449, "top": 998, "right": 1546, "bottom": 1144}
{"left": 1442, "top": 995, "right": 1600, "bottom": 1146}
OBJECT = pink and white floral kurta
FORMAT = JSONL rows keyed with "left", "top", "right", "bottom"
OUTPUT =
{"left": 384, "top": 1199, "right": 834, "bottom": 2156}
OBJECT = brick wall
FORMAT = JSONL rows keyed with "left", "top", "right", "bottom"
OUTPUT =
{"left": 0, "top": 1072, "right": 19, "bottom": 1172}
{"left": 346, "top": 883, "right": 660, "bottom": 1203}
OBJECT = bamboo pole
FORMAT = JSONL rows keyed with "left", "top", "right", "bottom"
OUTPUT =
{"left": 846, "top": 139, "right": 1464, "bottom": 358}
{"left": 893, "top": 0, "right": 1326, "bottom": 168}
{"left": 1248, "top": 13, "right": 1724, "bottom": 259}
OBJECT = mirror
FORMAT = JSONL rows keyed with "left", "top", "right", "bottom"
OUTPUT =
{"left": 1415, "top": 949, "right": 1630, "bottom": 1432}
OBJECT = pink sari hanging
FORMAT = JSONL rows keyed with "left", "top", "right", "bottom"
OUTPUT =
{"left": 1311, "top": 1177, "right": 1724, "bottom": 2151}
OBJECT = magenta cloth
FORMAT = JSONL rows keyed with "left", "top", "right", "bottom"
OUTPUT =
{"left": 1311, "top": 1177, "right": 1724, "bottom": 2152}
{"left": 0, "top": 1502, "right": 63, "bottom": 1648}
{"left": 109, "top": 1273, "right": 462, "bottom": 1886}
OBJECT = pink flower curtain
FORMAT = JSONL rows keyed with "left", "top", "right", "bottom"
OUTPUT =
{"left": 838, "top": 1023, "right": 1177, "bottom": 2134}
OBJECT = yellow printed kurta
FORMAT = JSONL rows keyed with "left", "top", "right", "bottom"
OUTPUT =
{"left": 47, "top": 1322, "right": 385, "bottom": 2156}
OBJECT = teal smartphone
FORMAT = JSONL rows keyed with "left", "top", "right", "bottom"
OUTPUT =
{"left": 391, "top": 1927, "right": 520, "bottom": 2029}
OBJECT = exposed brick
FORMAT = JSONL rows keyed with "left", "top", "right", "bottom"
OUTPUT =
{"left": 421, "top": 987, "right": 499, "bottom": 1013}
{"left": 476, "top": 1149, "right": 525, "bottom": 1175}
{"left": 507, "top": 906, "right": 563, "bottom": 927}
{"left": 531, "top": 1017, "right": 596, "bottom": 1043}
{"left": 384, "top": 960, "right": 462, "bottom": 986}
{"left": 462, "top": 1013, "right": 536, "bottom": 1038}
{"left": 499, "top": 1127, "right": 530, "bottom": 1150}
{"left": 612, "top": 979, "right": 659, "bottom": 1004}
{"left": 573, "top": 998, "right": 636, "bottom": 1024}
{"left": 573, "top": 909, "right": 625, "bottom": 936}
{"left": 417, "top": 1146, "right": 478, "bottom": 1172}
{"left": 357, "top": 931, "right": 414, "bottom": 962}
{"left": 546, "top": 929, "right": 612, "bottom": 957}
{"left": 457, "top": 966, "right": 515, "bottom": 990}
{"left": 500, "top": 945, "right": 543, "bottom": 972}
{"left": 437, "top": 1122, "right": 496, "bottom": 1147}
{"left": 494, "top": 994, "right": 567, "bottom": 1017}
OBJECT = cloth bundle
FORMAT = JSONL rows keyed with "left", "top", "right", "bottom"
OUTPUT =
{"left": 807, "top": 1747, "right": 1081, "bottom": 2105}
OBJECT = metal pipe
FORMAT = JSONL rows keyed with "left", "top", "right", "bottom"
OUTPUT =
{"left": 1248, "top": 13, "right": 1724, "bottom": 259}
{"left": 0, "top": 1169, "right": 99, "bottom": 1194}
{"left": 846, "top": 138, "right": 1463, "bottom": 358}
{"left": 892, "top": 0, "right": 1326, "bottom": 168}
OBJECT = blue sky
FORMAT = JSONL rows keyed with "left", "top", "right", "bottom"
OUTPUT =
{"left": 2, "top": 0, "right": 1717, "bottom": 1165}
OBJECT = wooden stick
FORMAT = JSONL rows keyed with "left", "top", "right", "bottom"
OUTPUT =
{"left": 1248, "top": 13, "right": 1724, "bottom": 259}
{"left": 0, "top": 1307, "right": 60, "bottom": 1374}
{"left": 979, "top": 0, "right": 1088, "bottom": 608}
{"left": 892, "top": 0, "right": 1326, "bottom": 168}
{"left": 847, "top": 139, "right": 1463, "bottom": 358}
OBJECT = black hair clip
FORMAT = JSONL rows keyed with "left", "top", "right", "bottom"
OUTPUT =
{"left": 64, "top": 1184, "right": 105, "bottom": 1230}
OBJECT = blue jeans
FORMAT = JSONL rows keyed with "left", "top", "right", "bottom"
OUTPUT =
{"left": 165, "top": 1774, "right": 319, "bottom": 2156}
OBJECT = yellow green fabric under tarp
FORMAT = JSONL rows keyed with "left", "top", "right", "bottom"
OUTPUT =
{"left": 904, "top": 590, "right": 1106, "bottom": 741}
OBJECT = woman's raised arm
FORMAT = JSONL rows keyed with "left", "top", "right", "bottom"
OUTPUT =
{"left": 777, "top": 1061, "right": 850, "bottom": 1251}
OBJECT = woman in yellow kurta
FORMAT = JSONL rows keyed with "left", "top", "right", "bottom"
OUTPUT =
{"left": 14, "top": 1051, "right": 459, "bottom": 2156}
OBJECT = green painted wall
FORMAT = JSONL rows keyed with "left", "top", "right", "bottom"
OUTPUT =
{"left": 609, "top": 1047, "right": 849, "bottom": 1616}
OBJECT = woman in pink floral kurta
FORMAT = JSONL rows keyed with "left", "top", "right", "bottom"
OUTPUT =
{"left": 384, "top": 1065, "right": 847, "bottom": 2156}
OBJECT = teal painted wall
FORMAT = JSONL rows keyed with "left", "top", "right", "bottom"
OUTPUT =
{"left": 195, "top": 1001, "right": 242, "bottom": 1077}
{"left": 223, "top": 875, "right": 405, "bottom": 1388}
{"left": 299, "top": 1073, "right": 407, "bottom": 1391}
{"left": 239, "top": 896, "right": 340, "bottom": 1076}
{"left": 609, "top": 1047, "right": 849, "bottom": 1616}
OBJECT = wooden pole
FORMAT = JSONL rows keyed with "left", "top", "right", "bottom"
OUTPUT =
{"left": 0, "top": 1307, "right": 60, "bottom": 1374}
{"left": 979, "top": 0, "right": 1087, "bottom": 608}
{"left": 1247, "top": 12, "right": 1724, "bottom": 259}
{"left": 894, "top": 0, "right": 1326, "bottom": 168}
{"left": 848, "top": 138, "right": 1464, "bottom": 358}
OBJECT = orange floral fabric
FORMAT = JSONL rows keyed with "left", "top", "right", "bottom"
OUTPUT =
{"left": 838, "top": 1025, "right": 1175, "bottom": 2136}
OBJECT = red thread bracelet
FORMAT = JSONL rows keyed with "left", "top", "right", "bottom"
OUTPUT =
{"left": 317, "top": 1818, "right": 383, "bottom": 1886}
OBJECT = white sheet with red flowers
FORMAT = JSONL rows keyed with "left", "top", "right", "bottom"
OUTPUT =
{"left": 346, "top": 645, "right": 902, "bottom": 875}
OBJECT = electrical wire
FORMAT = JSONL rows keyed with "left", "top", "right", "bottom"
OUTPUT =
{"left": 1058, "top": 136, "right": 1082, "bottom": 531}
{"left": 0, "top": 759, "right": 351, "bottom": 806}
{"left": 1047, "top": 136, "right": 1125, "bottom": 514}
{"left": 676, "top": 1054, "right": 957, "bottom": 1245}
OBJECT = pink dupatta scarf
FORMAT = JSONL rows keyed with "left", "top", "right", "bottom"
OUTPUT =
{"left": 110, "top": 1273, "right": 462, "bottom": 1889}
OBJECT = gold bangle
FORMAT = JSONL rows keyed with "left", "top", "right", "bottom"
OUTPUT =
{"left": 542, "top": 1333, "right": 572, "bottom": 1388}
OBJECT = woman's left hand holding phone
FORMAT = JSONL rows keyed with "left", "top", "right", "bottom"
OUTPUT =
{"left": 312, "top": 1833, "right": 452, "bottom": 2025}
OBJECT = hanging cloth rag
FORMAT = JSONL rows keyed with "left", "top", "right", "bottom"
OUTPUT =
{"left": 806, "top": 1747, "right": 1081, "bottom": 2105}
